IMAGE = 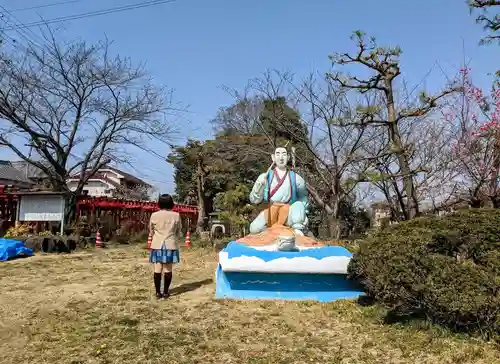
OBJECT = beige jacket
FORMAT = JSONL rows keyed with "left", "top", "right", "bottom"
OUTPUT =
{"left": 149, "top": 210, "right": 181, "bottom": 250}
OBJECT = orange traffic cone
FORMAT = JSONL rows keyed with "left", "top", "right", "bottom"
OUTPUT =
{"left": 95, "top": 229, "right": 102, "bottom": 248}
{"left": 185, "top": 231, "right": 191, "bottom": 247}
{"left": 147, "top": 232, "right": 152, "bottom": 249}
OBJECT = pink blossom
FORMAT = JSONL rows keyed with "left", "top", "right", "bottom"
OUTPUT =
{"left": 445, "top": 68, "right": 499, "bottom": 194}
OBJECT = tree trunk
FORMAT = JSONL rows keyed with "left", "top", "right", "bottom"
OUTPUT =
{"left": 196, "top": 160, "right": 206, "bottom": 234}
{"left": 385, "top": 82, "right": 419, "bottom": 219}
{"left": 330, "top": 198, "right": 342, "bottom": 240}
{"left": 327, "top": 215, "right": 344, "bottom": 240}
{"left": 65, "top": 192, "right": 78, "bottom": 228}
{"left": 49, "top": 180, "right": 77, "bottom": 232}
{"left": 306, "top": 184, "right": 343, "bottom": 239}
{"left": 470, "top": 198, "right": 482, "bottom": 208}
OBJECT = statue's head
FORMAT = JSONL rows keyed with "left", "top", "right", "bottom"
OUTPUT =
{"left": 272, "top": 147, "right": 288, "bottom": 169}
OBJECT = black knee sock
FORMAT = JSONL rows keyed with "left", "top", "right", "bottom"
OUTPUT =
{"left": 154, "top": 273, "right": 162, "bottom": 296}
{"left": 163, "top": 272, "right": 172, "bottom": 295}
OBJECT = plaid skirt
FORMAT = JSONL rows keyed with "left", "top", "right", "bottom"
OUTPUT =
{"left": 149, "top": 242, "right": 180, "bottom": 264}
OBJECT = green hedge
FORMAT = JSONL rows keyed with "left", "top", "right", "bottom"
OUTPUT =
{"left": 348, "top": 209, "right": 500, "bottom": 339}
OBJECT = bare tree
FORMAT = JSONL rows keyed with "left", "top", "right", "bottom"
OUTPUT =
{"left": 218, "top": 70, "right": 376, "bottom": 238}
{"left": 364, "top": 111, "right": 458, "bottom": 219}
{"left": 328, "top": 31, "right": 458, "bottom": 219}
{"left": 291, "top": 73, "right": 377, "bottom": 237}
{"left": 0, "top": 31, "right": 179, "bottom": 220}
{"left": 410, "top": 118, "right": 459, "bottom": 211}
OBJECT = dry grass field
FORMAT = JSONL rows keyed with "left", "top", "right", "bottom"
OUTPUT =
{"left": 0, "top": 245, "right": 498, "bottom": 364}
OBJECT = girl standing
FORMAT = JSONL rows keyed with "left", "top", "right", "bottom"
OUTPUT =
{"left": 149, "top": 194, "right": 181, "bottom": 299}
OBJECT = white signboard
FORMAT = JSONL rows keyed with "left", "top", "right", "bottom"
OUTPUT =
{"left": 18, "top": 195, "right": 65, "bottom": 221}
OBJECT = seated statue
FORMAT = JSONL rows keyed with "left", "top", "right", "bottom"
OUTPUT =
{"left": 249, "top": 147, "right": 308, "bottom": 235}
{"left": 237, "top": 147, "right": 322, "bottom": 248}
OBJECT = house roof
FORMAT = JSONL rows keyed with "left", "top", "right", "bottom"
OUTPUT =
{"left": 0, "top": 161, "right": 35, "bottom": 186}
{"left": 103, "top": 166, "right": 151, "bottom": 187}
{"left": 69, "top": 166, "right": 151, "bottom": 187}
{"left": 10, "top": 161, "right": 49, "bottom": 179}
{"left": 67, "top": 172, "right": 122, "bottom": 188}
{"left": 7, "top": 160, "right": 151, "bottom": 187}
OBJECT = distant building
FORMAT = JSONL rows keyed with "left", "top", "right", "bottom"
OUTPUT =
{"left": 370, "top": 196, "right": 475, "bottom": 227}
{"left": 66, "top": 166, "right": 152, "bottom": 200}
{"left": 370, "top": 201, "right": 392, "bottom": 227}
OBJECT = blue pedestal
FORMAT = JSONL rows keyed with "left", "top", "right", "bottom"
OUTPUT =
{"left": 215, "top": 265, "right": 364, "bottom": 302}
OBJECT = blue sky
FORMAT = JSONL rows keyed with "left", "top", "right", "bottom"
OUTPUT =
{"left": 0, "top": 0, "right": 498, "bottom": 194}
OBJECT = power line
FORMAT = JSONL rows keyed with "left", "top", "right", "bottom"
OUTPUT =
{"left": 0, "top": 0, "right": 177, "bottom": 31}
{"left": 0, "top": 5, "right": 46, "bottom": 45}
{"left": 9, "top": 0, "right": 84, "bottom": 13}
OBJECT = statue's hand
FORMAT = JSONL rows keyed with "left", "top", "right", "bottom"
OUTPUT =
{"left": 254, "top": 179, "right": 265, "bottom": 193}
{"left": 249, "top": 175, "right": 267, "bottom": 204}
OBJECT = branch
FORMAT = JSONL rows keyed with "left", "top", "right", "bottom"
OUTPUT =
{"left": 307, "top": 184, "right": 333, "bottom": 214}
{"left": 396, "top": 87, "right": 460, "bottom": 121}
{"left": 469, "top": 0, "right": 500, "bottom": 44}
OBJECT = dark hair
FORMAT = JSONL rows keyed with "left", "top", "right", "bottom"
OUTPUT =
{"left": 158, "top": 194, "right": 175, "bottom": 210}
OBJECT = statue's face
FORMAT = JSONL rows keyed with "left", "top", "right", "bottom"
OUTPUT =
{"left": 272, "top": 147, "right": 288, "bottom": 168}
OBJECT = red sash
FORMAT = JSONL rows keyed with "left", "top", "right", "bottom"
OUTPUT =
{"left": 269, "top": 169, "right": 289, "bottom": 199}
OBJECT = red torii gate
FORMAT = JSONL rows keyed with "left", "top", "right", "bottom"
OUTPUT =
{"left": 76, "top": 197, "right": 198, "bottom": 233}
{"left": 0, "top": 185, "right": 198, "bottom": 234}
{"left": 76, "top": 196, "right": 198, "bottom": 213}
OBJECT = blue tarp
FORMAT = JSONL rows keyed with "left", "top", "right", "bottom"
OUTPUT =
{"left": 0, "top": 238, "right": 34, "bottom": 262}
{"left": 225, "top": 241, "right": 352, "bottom": 262}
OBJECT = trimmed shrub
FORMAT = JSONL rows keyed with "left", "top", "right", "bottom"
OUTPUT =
{"left": 348, "top": 209, "right": 500, "bottom": 339}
